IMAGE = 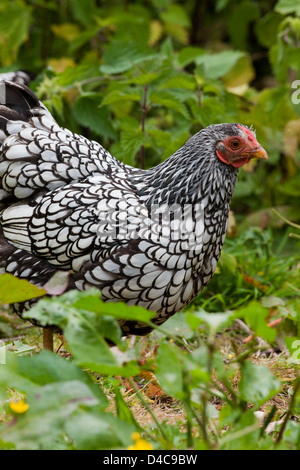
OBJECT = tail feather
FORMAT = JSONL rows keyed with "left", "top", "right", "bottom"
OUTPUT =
{"left": 0, "top": 80, "right": 39, "bottom": 128}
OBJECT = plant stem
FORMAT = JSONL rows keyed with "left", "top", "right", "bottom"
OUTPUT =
{"left": 275, "top": 379, "right": 300, "bottom": 446}
{"left": 272, "top": 208, "right": 300, "bottom": 230}
{"left": 127, "top": 378, "right": 170, "bottom": 443}
{"left": 43, "top": 328, "right": 54, "bottom": 351}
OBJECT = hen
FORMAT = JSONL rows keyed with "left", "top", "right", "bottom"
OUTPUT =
{"left": 0, "top": 80, "right": 268, "bottom": 336}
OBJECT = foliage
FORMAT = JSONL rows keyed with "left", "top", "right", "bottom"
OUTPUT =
{"left": 0, "top": 274, "right": 299, "bottom": 450}
{"left": 0, "top": 0, "right": 299, "bottom": 451}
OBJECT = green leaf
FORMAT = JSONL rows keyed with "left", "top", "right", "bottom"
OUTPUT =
{"left": 70, "top": 0, "right": 97, "bottom": 27}
{"left": 275, "top": 0, "right": 300, "bottom": 16}
{"left": 228, "top": 1, "right": 260, "bottom": 50}
{"left": 73, "top": 94, "right": 116, "bottom": 140}
{"left": 0, "top": 350, "right": 107, "bottom": 405}
{"left": 24, "top": 291, "right": 145, "bottom": 376}
{"left": 65, "top": 410, "right": 136, "bottom": 450}
{"left": 0, "top": 380, "right": 103, "bottom": 449}
{"left": 0, "top": 0, "right": 32, "bottom": 66}
{"left": 195, "top": 51, "right": 246, "bottom": 79}
{"left": 177, "top": 46, "right": 205, "bottom": 67}
{"left": 239, "top": 361, "right": 281, "bottom": 406}
{"left": 186, "top": 310, "right": 235, "bottom": 335}
{"left": 101, "top": 89, "right": 141, "bottom": 106}
{"left": 114, "top": 385, "right": 141, "bottom": 430}
{"left": 160, "top": 3, "right": 191, "bottom": 28}
{"left": 155, "top": 342, "right": 184, "bottom": 399}
{"left": 57, "top": 63, "right": 101, "bottom": 87}
{"left": 100, "top": 40, "right": 158, "bottom": 74}
{"left": 119, "top": 128, "right": 145, "bottom": 162}
{"left": 236, "top": 301, "right": 277, "bottom": 343}
{"left": 150, "top": 91, "right": 189, "bottom": 118}
{"left": 0, "top": 274, "right": 46, "bottom": 304}
{"left": 255, "top": 12, "right": 283, "bottom": 48}
{"left": 159, "top": 74, "right": 196, "bottom": 91}
{"left": 73, "top": 291, "right": 156, "bottom": 323}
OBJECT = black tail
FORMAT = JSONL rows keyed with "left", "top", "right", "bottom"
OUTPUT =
{"left": 0, "top": 80, "right": 39, "bottom": 128}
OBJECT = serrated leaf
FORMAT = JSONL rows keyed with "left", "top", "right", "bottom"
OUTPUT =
{"left": 101, "top": 89, "right": 141, "bottom": 106}
{"left": 159, "top": 74, "right": 196, "bottom": 90}
{"left": 100, "top": 40, "right": 158, "bottom": 74}
{"left": 73, "top": 95, "right": 116, "bottom": 140}
{"left": 125, "top": 72, "right": 159, "bottom": 86}
{"left": 120, "top": 128, "right": 145, "bottom": 160}
{"left": 150, "top": 91, "right": 189, "bottom": 117}
{"left": 57, "top": 63, "right": 101, "bottom": 87}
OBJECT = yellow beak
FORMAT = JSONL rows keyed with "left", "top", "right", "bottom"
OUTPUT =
{"left": 249, "top": 146, "right": 268, "bottom": 160}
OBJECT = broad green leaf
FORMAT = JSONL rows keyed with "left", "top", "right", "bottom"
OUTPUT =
{"left": 236, "top": 301, "right": 277, "bottom": 343}
{"left": 57, "top": 63, "right": 101, "bottom": 87}
{"left": 73, "top": 95, "right": 116, "bottom": 140}
{"left": 186, "top": 310, "right": 235, "bottom": 335}
{"left": 119, "top": 128, "right": 145, "bottom": 161}
{"left": 114, "top": 386, "right": 141, "bottom": 430}
{"left": 24, "top": 292, "right": 144, "bottom": 375}
{"left": 239, "top": 361, "right": 281, "bottom": 406}
{"left": 0, "top": 0, "right": 32, "bottom": 66}
{"left": 150, "top": 91, "right": 189, "bottom": 118}
{"left": 228, "top": 1, "right": 260, "bottom": 50}
{"left": 101, "top": 89, "right": 141, "bottom": 106}
{"left": 177, "top": 46, "right": 205, "bottom": 67}
{"left": 70, "top": 0, "right": 98, "bottom": 27}
{"left": 0, "top": 274, "right": 46, "bottom": 304}
{"left": 73, "top": 292, "right": 155, "bottom": 323}
{"left": 0, "top": 350, "right": 107, "bottom": 405}
{"left": 155, "top": 342, "right": 184, "bottom": 399}
{"left": 159, "top": 74, "right": 196, "bottom": 91}
{"left": 160, "top": 3, "right": 191, "bottom": 28}
{"left": 195, "top": 51, "right": 246, "bottom": 79}
{"left": 0, "top": 380, "right": 103, "bottom": 450}
{"left": 100, "top": 40, "right": 158, "bottom": 75}
{"left": 66, "top": 410, "right": 136, "bottom": 450}
{"left": 255, "top": 12, "right": 283, "bottom": 48}
{"left": 125, "top": 72, "right": 159, "bottom": 85}
{"left": 275, "top": 0, "right": 300, "bottom": 16}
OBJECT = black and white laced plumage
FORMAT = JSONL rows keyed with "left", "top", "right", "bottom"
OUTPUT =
{"left": 0, "top": 80, "right": 268, "bottom": 336}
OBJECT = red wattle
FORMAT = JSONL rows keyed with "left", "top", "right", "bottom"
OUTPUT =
{"left": 216, "top": 149, "right": 230, "bottom": 165}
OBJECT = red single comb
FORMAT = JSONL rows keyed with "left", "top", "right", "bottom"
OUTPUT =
{"left": 237, "top": 124, "right": 258, "bottom": 145}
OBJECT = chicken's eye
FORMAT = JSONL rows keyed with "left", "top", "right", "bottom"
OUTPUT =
{"left": 229, "top": 139, "right": 240, "bottom": 149}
